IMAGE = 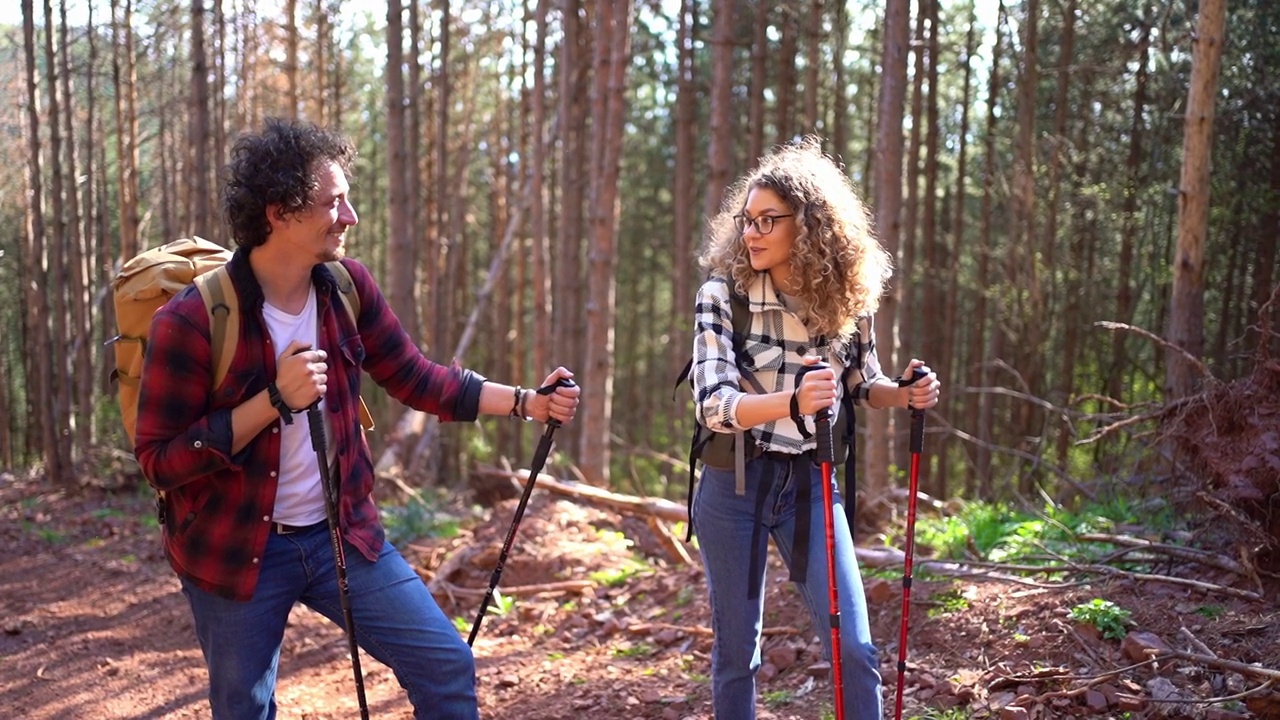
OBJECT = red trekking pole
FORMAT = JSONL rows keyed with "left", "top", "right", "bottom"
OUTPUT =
{"left": 893, "top": 368, "right": 929, "bottom": 720}
{"left": 798, "top": 362, "right": 844, "bottom": 719}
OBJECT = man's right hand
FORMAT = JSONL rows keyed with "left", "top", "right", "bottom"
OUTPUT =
{"left": 275, "top": 340, "right": 328, "bottom": 410}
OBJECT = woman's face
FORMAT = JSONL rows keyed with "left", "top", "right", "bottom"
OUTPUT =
{"left": 739, "top": 186, "right": 798, "bottom": 292}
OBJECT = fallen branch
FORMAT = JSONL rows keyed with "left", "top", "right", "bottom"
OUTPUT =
{"left": 1074, "top": 532, "right": 1251, "bottom": 577}
{"left": 431, "top": 578, "right": 594, "bottom": 600}
{"left": 1156, "top": 648, "right": 1280, "bottom": 683}
{"left": 626, "top": 621, "right": 801, "bottom": 638}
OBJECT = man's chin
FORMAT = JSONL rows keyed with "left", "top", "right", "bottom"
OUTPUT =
{"left": 319, "top": 245, "right": 346, "bottom": 263}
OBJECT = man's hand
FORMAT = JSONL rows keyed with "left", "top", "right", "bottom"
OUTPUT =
{"left": 275, "top": 340, "right": 328, "bottom": 410}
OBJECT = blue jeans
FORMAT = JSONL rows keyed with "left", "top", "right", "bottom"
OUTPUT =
{"left": 180, "top": 524, "right": 478, "bottom": 720}
{"left": 693, "top": 458, "right": 883, "bottom": 719}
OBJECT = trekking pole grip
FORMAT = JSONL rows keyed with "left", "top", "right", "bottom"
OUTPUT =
{"left": 797, "top": 362, "right": 835, "bottom": 464}
{"left": 897, "top": 368, "right": 929, "bottom": 454}
{"left": 534, "top": 377, "right": 576, "bottom": 430}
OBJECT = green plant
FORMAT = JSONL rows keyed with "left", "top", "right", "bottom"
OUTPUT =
{"left": 612, "top": 642, "right": 655, "bottom": 659}
{"left": 1069, "top": 598, "right": 1133, "bottom": 640}
{"left": 379, "top": 496, "right": 461, "bottom": 545}
{"left": 487, "top": 589, "right": 516, "bottom": 617}
{"left": 452, "top": 616, "right": 469, "bottom": 634}
{"left": 1193, "top": 605, "right": 1225, "bottom": 619}
{"left": 926, "top": 587, "right": 969, "bottom": 618}
{"left": 762, "top": 689, "right": 793, "bottom": 707}
{"left": 907, "top": 708, "right": 971, "bottom": 720}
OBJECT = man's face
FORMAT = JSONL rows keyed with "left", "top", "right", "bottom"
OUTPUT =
{"left": 273, "top": 160, "right": 358, "bottom": 263}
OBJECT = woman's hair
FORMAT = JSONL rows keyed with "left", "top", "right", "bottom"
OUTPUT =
{"left": 698, "top": 136, "right": 892, "bottom": 339}
{"left": 221, "top": 117, "right": 357, "bottom": 249}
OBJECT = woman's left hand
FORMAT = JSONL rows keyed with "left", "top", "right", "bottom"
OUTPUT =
{"left": 899, "top": 359, "right": 941, "bottom": 410}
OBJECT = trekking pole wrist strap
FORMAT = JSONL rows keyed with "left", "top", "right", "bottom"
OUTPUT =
{"left": 268, "top": 381, "right": 296, "bottom": 425}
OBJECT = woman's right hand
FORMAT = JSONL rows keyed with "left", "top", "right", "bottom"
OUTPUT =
{"left": 794, "top": 355, "right": 837, "bottom": 415}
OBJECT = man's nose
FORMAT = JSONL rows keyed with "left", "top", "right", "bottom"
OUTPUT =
{"left": 340, "top": 199, "right": 358, "bottom": 226}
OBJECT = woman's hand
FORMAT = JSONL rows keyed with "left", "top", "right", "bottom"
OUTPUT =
{"left": 526, "top": 367, "right": 580, "bottom": 424}
{"left": 795, "top": 355, "right": 838, "bottom": 415}
{"left": 899, "top": 358, "right": 940, "bottom": 410}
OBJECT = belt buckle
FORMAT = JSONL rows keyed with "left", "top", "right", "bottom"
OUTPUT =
{"left": 273, "top": 522, "right": 297, "bottom": 535}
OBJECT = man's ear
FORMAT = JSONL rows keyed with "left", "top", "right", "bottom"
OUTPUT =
{"left": 266, "top": 203, "right": 288, "bottom": 228}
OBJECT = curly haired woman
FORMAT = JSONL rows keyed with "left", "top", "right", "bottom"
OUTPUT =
{"left": 690, "top": 137, "right": 941, "bottom": 718}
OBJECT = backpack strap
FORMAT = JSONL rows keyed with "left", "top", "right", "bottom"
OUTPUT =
{"left": 683, "top": 287, "right": 754, "bottom": 541}
{"left": 325, "top": 260, "right": 375, "bottom": 432}
{"left": 193, "top": 266, "right": 240, "bottom": 392}
{"left": 193, "top": 261, "right": 374, "bottom": 432}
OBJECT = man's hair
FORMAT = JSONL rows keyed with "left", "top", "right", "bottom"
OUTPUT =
{"left": 221, "top": 117, "right": 357, "bottom": 249}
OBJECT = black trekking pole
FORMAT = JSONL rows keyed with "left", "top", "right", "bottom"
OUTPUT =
{"left": 892, "top": 368, "right": 929, "bottom": 720}
{"left": 306, "top": 403, "right": 370, "bottom": 720}
{"left": 796, "top": 362, "right": 845, "bottom": 720}
{"left": 468, "top": 378, "right": 576, "bottom": 646}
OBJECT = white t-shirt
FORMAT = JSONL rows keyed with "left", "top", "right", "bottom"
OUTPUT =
{"left": 262, "top": 287, "right": 332, "bottom": 526}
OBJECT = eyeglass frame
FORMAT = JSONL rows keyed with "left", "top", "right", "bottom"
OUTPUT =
{"left": 732, "top": 212, "right": 795, "bottom": 236}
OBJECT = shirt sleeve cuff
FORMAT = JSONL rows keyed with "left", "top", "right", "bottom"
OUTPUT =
{"left": 451, "top": 369, "right": 487, "bottom": 422}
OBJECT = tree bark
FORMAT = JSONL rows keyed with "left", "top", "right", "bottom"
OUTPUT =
{"left": 23, "top": 0, "right": 61, "bottom": 484}
{"left": 868, "top": 0, "right": 910, "bottom": 511}
{"left": 110, "top": 0, "right": 140, "bottom": 262}
{"left": 190, "top": 0, "right": 212, "bottom": 235}
{"left": 1167, "top": 0, "right": 1227, "bottom": 399}
{"left": 385, "top": 0, "right": 419, "bottom": 342}
{"left": 580, "top": 0, "right": 634, "bottom": 486}
{"left": 704, "top": 0, "right": 733, "bottom": 221}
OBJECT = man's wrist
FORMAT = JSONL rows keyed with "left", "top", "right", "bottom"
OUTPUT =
{"left": 267, "top": 382, "right": 295, "bottom": 425}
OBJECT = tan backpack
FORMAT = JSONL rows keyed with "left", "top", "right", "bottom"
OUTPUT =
{"left": 109, "top": 236, "right": 372, "bottom": 446}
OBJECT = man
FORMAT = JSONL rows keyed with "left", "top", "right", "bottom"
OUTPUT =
{"left": 135, "top": 117, "right": 580, "bottom": 719}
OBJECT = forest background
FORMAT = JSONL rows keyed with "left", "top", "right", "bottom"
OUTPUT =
{"left": 1, "top": 0, "right": 1274, "bottom": 527}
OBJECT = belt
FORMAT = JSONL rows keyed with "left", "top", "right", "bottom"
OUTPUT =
{"left": 271, "top": 520, "right": 328, "bottom": 535}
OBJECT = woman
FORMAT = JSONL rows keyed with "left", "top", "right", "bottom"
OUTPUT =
{"left": 690, "top": 137, "right": 941, "bottom": 718}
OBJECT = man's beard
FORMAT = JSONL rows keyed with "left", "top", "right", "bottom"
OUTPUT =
{"left": 318, "top": 240, "right": 346, "bottom": 263}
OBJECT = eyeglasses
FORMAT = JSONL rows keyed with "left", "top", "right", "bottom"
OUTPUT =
{"left": 733, "top": 213, "right": 794, "bottom": 236}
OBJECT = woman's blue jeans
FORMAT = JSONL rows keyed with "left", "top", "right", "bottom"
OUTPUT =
{"left": 180, "top": 524, "right": 478, "bottom": 720}
{"left": 693, "top": 458, "right": 883, "bottom": 719}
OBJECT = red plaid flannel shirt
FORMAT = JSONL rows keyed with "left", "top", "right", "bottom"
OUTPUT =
{"left": 135, "top": 250, "right": 484, "bottom": 600}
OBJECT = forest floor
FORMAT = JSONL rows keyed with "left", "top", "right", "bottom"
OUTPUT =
{"left": 1, "top": 465, "right": 1278, "bottom": 720}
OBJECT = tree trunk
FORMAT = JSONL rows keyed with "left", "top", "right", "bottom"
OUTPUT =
{"left": 704, "top": 0, "right": 733, "bottom": 220}
{"left": 556, "top": 0, "right": 587, "bottom": 460}
{"left": 1167, "top": 0, "right": 1227, "bottom": 399}
{"left": 285, "top": 0, "right": 299, "bottom": 116}
{"left": 385, "top": 0, "right": 418, "bottom": 342}
{"left": 581, "top": 0, "right": 634, "bottom": 486}
{"left": 671, "top": 0, "right": 697, "bottom": 381}
{"left": 41, "top": 0, "right": 73, "bottom": 483}
{"left": 747, "top": 1, "right": 767, "bottom": 164}
{"left": 111, "top": 0, "right": 140, "bottom": 262}
{"left": 1110, "top": 12, "right": 1149, "bottom": 402}
{"left": 774, "top": 7, "right": 796, "bottom": 144}
{"left": 868, "top": 0, "right": 910, "bottom": 514}
{"left": 58, "top": 0, "right": 91, "bottom": 455}
{"left": 23, "top": 0, "right": 61, "bottom": 485}
{"left": 531, "top": 0, "right": 552, "bottom": 376}
{"left": 967, "top": 2, "right": 1005, "bottom": 498}
{"left": 920, "top": 0, "right": 942, "bottom": 497}
{"left": 190, "top": 0, "right": 212, "bottom": 235}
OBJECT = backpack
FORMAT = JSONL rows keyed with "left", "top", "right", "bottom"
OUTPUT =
{"left": 109, "top": 236, "right": 372, "bottom": 447}
{"left": 675, "top": 287, "right": 858, "bottom": 542}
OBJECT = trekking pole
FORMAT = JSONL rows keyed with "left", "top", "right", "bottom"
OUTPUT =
{"left": 306, "top": 403, "right": 370, "bottom": 720}
{"left": 468, "top": 378, "right": 576, "bottom": 646}
{"left": 892, "top": 367, "right": 929, "bottom": 720}
{"left": 797, "top": 362, "right": 845, "bottom": 720}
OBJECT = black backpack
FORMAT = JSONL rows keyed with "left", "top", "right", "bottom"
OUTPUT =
{"left": 675, "top": 289, "right": 859, "bottom": 543}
